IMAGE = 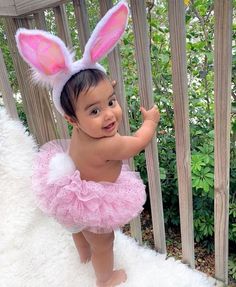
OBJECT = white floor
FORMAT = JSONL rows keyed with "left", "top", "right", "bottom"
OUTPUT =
{"left": 0, "top": 108, "right": 216, "bottom": 287}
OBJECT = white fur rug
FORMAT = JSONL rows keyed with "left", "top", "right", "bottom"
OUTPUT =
{"left": 0, "top": 108, "right": 216, "bottom": 287}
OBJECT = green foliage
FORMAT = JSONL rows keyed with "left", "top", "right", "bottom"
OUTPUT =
{"left": 191, "top": 132, "right": 214, "bottom": 247}
{"left": 16, "top": 101, "right": 28, "bottom": 131}
{"left": 0, "top": 19, "right": 18, "bottom": 92}
{"left": 229, "top": 256, "right": 236, "bottom": 281}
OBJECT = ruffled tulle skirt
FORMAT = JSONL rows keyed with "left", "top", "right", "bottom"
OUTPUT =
{"left": 32, "top": 140, "right": 146, "bottom": 233}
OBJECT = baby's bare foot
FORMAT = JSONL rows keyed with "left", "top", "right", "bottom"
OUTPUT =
{"left": 96, "top": 269, "right": 127, "bottom": 287}
{"left": 78, "top": 246, "right": 91, "bottom": 264}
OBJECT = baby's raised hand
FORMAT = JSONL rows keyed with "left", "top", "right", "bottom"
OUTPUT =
{"left": 140, "top": 105, "right": 160, "bottom": 124}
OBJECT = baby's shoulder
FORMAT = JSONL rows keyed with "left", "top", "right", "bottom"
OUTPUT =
{"left": 94, "top": 133, "right": 121, "bottom": 148}
{"left": 99, "top": 132, "right": 121, "bottom": 143}
{"left": 84, "top": 133, "right": 120, "bottom": 160}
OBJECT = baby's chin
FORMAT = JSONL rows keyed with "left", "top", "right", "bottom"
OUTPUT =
{"left": 95, "top": 131, "right": 119, "bottom": 139}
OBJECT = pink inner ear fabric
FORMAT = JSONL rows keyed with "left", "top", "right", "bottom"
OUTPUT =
{"left": 19, "top": 34, "right": 66, "bottom": 75}
{"left": 90, "top": 5, "right": 128, "bottom": 62}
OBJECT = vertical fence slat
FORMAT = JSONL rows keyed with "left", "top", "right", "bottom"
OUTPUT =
{"left": 0, "top": 48, "right": 19, "bottom": 120}
{"left": 130, "top": 0, "right": 166, "bottom": 254}
{"left": 214, "top": 0, "right": 232, "bottom": 284}
{"left": 72, "top": 0, "right": 90, "bottom": 52}
{"left": 99, "top": 0, "right": 142, "bottom": 244}
{"left": 4, "top": 16, "right": 57, "bottom": 145}
{"left": 168, "top": 1, "right": 194, "bottom": 267}
{"left": 34, "top": 11, "right": 47, "bottom": 29}
{"left": 53, "top": 4, "right": 72, "bottom": 47}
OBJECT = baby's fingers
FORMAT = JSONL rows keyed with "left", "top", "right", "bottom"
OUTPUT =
{"left": 140, "top": 105, "right": 158, "bottom": 114}
{"left": 140, "top": 106, "right": 147, "bottom": 116}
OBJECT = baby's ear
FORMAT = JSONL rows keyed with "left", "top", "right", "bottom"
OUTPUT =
{"left": 64, "top": 114, "right": 77, "bottom": 126}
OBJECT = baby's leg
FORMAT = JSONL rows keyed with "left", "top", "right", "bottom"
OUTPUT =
{"left": 72, "top": 232, "right": 91, "bottom": 263}
{"left": 82, "top": 231, "right": 127, "bottom": 287}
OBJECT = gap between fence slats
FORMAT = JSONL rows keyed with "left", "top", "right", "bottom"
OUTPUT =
{"left": 130, "top": 0, "right": 166, "bottom": 254}
{"left": 0, "top": 48, "right": 19, "bottom": 120}
{"left": 214, "top": 0, "right": 232, "bottom": 284}
{"left": 53, "top": 4, "right": 72, "bottom": 47}
{"left": 34, "top": 11, "right": 47, "bottom": 29}
{"left": 72, "top": 0, "right": 90, "bottom": 53}
{"left": 168, "top": 0, "right": 194, "bottom": 268}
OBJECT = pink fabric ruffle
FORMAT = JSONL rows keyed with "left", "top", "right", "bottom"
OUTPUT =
{"left": 32, "top": 140, "right": 146, "bottom": 233}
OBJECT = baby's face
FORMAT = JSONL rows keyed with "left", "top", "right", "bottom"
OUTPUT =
{"left": 75, "top": 79, "right": 122, "bottom": 139}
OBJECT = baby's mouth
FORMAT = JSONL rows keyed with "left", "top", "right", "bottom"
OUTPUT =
{"left": 103, "top": 122, "right": 116, "bottom": 131}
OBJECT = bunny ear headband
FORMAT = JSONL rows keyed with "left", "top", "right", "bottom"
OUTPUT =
{"left": 15, "top": 0, "right": 129, "bottom": 116}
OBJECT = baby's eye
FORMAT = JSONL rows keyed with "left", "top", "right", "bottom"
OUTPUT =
{"left": 90, "top": 108, "right": 100, "bottom": 116}
{"left": 108, "top": 99, "right": 116, "bottom": 107}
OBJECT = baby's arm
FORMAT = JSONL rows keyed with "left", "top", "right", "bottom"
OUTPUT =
{"left": 98, "top": 105, "right": 160, "bottom": 160}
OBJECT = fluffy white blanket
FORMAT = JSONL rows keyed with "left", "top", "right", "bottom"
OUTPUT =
{"left": 0, "top": 108, "right": 216, "bottom": 287}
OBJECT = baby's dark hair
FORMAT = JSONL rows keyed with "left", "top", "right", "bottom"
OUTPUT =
{"left": 60, "top": 69, "right": 107, "bottom": 120}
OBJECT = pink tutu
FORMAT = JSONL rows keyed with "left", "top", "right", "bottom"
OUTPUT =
{"left": 32, "top": 140, "right": 146, "bottom": 233}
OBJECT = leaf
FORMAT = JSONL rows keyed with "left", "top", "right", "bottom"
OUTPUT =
{"left": 205, "top": 176, "right": 214, "bottom": 186}
{"left": 192, "top": 177, "right": 200, "bottom": 187}
{"left": 160, "top": 54, "right": 169, "bottom": 64}
{"left": 160, "top": 167, "right": 167, "bottom": 180}
{"left": 203, "top": 167, "right": 211, "bottom": 173}
{"left": 205, "top": 173, "right": 214, "bottom": 179}
{"left": 202, "top": 181, "right": 210, "bottom": 192}
{"left": 184, "top": 0, "right": 190, "bottom": 6}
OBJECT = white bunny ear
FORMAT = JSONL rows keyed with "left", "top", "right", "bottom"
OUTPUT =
{"left": 82, "top": 1, "right": 129, "bottom": 65}
{"left": 15, "top": 29, "right": 73, "bottom": 84}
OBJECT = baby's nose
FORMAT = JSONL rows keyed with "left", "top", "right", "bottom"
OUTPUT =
{"left": 104, "top": 108, "right": 114, "bottom": 120}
